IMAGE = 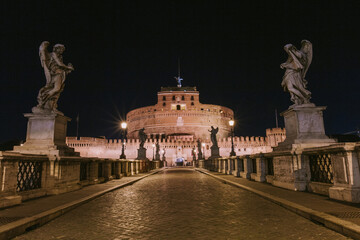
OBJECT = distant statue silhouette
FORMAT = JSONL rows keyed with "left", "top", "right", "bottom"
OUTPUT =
{"left": 139, "top": 128, "right": 147, "bottom": 149}
{"left": 209, "top": 126, "right": 219, "bottom": 147}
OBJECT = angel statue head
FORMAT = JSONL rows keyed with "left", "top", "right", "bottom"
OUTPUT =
{"left": 280, "top": 40, "right": 313, "bottom": 106}
{"left": 32, "top": 41, "right": 74, "bottom": 115}
{"left": 53, "top": 44, "right": 65, "bottom": 53}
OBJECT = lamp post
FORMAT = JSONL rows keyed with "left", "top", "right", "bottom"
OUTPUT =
{"left": 152, "top": 144, "right": 155, "bottom": 160}
{"left": 229, "top": 119, "right": 236, "bottom": 157}
{"left": 120, "top": 122, "right": 127, "bottom": 159}
{"left": 202, "top": 143, "right": 206, "bottom": 159}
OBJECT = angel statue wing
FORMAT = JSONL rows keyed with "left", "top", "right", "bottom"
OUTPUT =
{"left": 39, "top": 41, "right": 51, "bottom": 84}
{"left": 300, "top": 40, "right": 313, "bottom": 80}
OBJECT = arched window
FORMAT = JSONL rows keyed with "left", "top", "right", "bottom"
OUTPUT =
{"left": 191, "top": 96, "right": 194, "bottom": 100}
{"left": 163, "top": 102, "right": 166, "bottom": 106}
{"left": 191, "top": 102, "right": 194, "bottom": 106}
{"left": 182, "top": 96, "right": 185, "bottom": 100}
{"left": 172, "top": 96, "right": 175, "bottom": 100}
{"left": 162, "top": 96, "right": 166, "bottom": 101}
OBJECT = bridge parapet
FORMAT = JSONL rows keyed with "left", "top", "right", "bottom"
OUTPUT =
{"left": 199, "top": 142, "right": 360, "bottom": 203}
{"left": 0, "top": 151, "right": 160, "bottom": 209}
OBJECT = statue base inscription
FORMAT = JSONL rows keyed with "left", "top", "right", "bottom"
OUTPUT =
{"left": 136, "top": 147, "right": 148, "bottom": 160}
{"left": 276, "top": 104, "right": 335, "bottom": 150}
{"left": 13, "top": 113, "right": 79, "bottom": 157}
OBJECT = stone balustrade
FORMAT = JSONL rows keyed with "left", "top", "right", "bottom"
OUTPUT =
{"left": 0, "top": 151, "right": 164, "bottom": 209}
{"left": 198, "top": 142, "right": 360, "bottom": 203}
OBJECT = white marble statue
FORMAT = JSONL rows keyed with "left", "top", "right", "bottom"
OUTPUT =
{"left": 33, "top": 41, "right": 74, "bottom": 114}
{"left": 280, "top": 40, "right": 312, "bottom": 105}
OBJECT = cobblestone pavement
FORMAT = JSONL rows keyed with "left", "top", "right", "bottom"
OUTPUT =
{"left": 14, "top": 168, "right": 350, "bottom": 240}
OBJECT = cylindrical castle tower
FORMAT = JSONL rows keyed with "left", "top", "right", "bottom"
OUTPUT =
{"left": 126, "top": 86, "right": 234, "bottom": 141}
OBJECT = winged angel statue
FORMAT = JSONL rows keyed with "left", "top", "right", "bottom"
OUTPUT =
{"left": 280, "top": 40, "right": 312, "bottom": 105}
{"left": 33, "top": 41, "right": 74, "bottom": 114}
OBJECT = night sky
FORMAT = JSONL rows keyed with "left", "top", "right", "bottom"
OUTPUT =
{"left": 1, "top": 1, "right": 360, "bottom": 142}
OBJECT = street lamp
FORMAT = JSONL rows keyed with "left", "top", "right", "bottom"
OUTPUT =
{"left": 120, "top": 122, "right": 127, "bottom": 159}
{"left": 229, "top": 119, "right": 236, "bottom": 157}
{"left": 152, "top": 144, "right": 155, "bottom": 160}
{"left": 202, "top": 143, "right": 206, "bottom": 159}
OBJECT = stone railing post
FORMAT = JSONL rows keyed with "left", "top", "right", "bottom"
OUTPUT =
{"left": 121, "top": 160, "right": 129, "bottom": 176}
{"left": 221, "top": 159, "right": 225, "bottom": 174}
{"left": 135, "top": 160, "right": 140, "bottom": 174}
{"left": 233, "top": 157, "right": 240, "bottom": 177}
{"left": 138, "top": 160, "right": 143, "bottom": 173}
{"left": 329, "top": 143, "right": 360, "bottom": 203}
{"left": 103, "top": 159, "right": 112, "bottom": 181}
{"left": 240, "top": 156, "right": 251, "bottom": 179}
{"left": 254, "top": 154, "right": 266, "bottom": 182}
{"left": 130, "top": 161, "right": 135, "bottom": 175}
{"left": 218, "top": 159, "right": 222, "bottom": 173}
{"left": 199, "top": 160, "right": 204, "bottom": 168}
{"left": 0, "top": 157, "right": 21, "bottom": 208}
{"left": 115, "top": 161, "right": 121, "bottom": 179}
{"left": 227, "top": 158, "right": 234, "bottom": 175}
{"left": 89, "top": 160, "right": 98, "bottom": 183}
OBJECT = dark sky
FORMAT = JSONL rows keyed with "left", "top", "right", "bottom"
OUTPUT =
{"left": 1, "top": 0, "right": 360, "bottom": 142}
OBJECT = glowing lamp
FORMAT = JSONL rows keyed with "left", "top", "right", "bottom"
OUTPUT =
{"left": 229, "top": 120, "right": 234, "bottom": 127}
{"left": 121, "top": 122, "right": 127, "bottom": 129}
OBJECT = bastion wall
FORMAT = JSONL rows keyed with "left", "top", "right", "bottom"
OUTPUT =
{"left": 126, "top": 87, "right": 234, "bottom": 140}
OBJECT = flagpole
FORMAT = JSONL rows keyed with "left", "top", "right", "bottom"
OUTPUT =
{"left": 76, "top": 114, "right": 79, "bottom": 140}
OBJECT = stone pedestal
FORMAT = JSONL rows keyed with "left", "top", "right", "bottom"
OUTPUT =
{"left": 13, "top": 113, "right": 79, "bottom": 156}
{"left": 276, "top": 104, "right": 335, "bottom": 150}
{"left": 210, "top": 145, "right": 221, "bottom": 158}
{"left": 136, "top": 147, "right": 148, "bottom": 160}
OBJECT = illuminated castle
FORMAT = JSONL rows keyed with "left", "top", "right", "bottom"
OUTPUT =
{"left": 66, "top": 81, "right": 286, "bottom": 166}
{"left": 127, "top": 86, "right": 234, "bottom": 141}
